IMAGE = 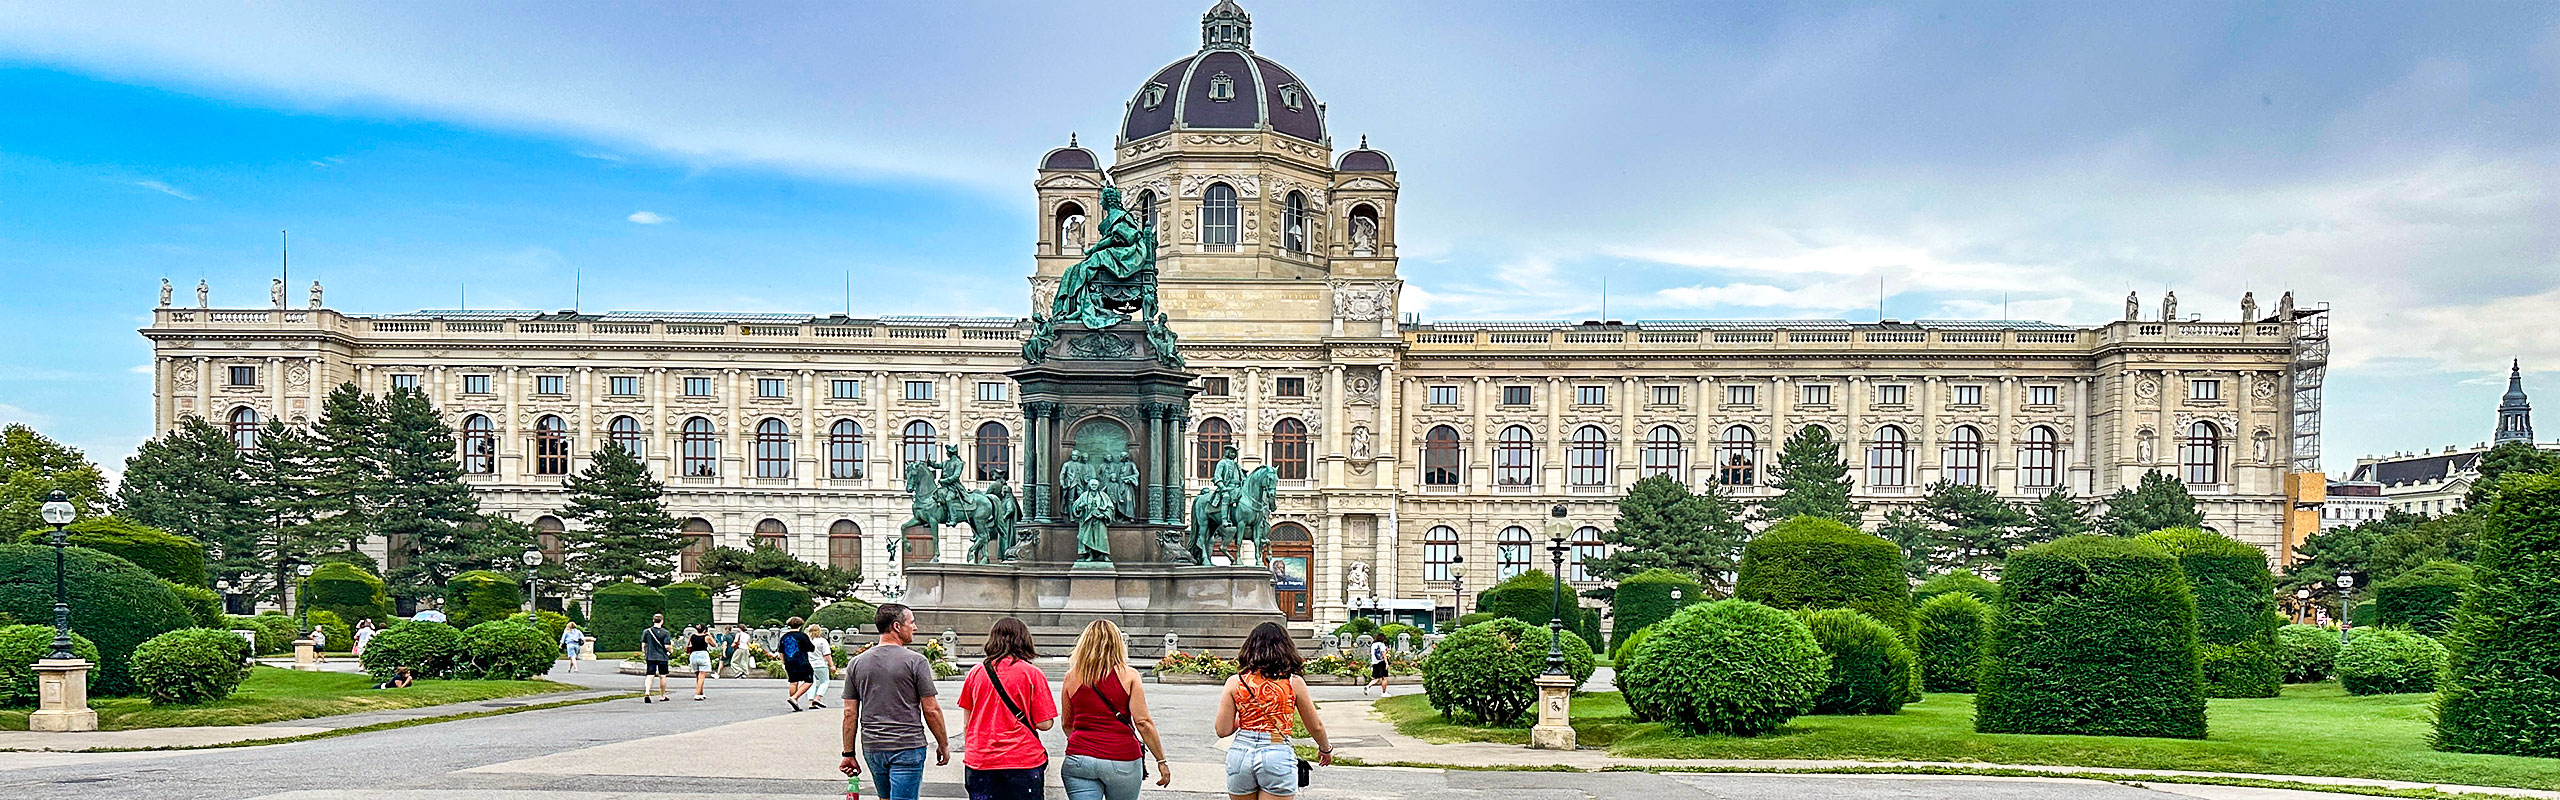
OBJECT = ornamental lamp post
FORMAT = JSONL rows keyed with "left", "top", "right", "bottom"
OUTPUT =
{"left": 521, "top": 550, "right": 545, "bottom": 614}
{"left": 1541, "top": 505, "right": 1570, "bottom": 677}
{"left": 1529, "top": 503, "right": 1578, "bottom": 751}
{"left": 2294, "top": 587, "right": 2312, "bottom": 624}
{"left": 1450, "top": 558, "right": 1467, "bottom": 629}
{"left": 2335, "top": 573, "right": 2356, "bottom": 647}
{"left": 29, "top": 491, "right": 95, "bottom": 732}
{"left": 39, "top": 492, "right": 76, "bottom": 660}
{"left": 292, "top": 563, "right": 317, "bottom": 670}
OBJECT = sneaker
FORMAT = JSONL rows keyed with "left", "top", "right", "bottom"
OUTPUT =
{"left": 695, "top": 694, "right": 706, "bottom": 701}
{"left": 810, "top": 700, "right": 827, "bottom": 709}
{"left": 788, "top": 698, "right": 803, "bottom": 712}
{"left": 642, "top": 696, "right": 653, "bottom": 704}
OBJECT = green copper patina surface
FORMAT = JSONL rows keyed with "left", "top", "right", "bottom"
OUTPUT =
{"left": 1027, "top": 185, "right": 1182, "bottom": 367}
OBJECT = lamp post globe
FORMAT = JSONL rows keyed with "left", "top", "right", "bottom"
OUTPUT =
{"left": 2334, "top": 573, "right": 2356, "bottom": 645}
{"left": 522, "top": 550, "right": 544, "bottom": 613}
{"left": 40, "top": 491, "right": 76, "bottom": 660}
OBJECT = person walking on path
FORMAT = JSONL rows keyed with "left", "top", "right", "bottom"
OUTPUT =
{"left": 959, "top": 617, "right": 1056, "bottom": 800}
{"left": 1060, "top": 619, "right": 1170, "bottom": 800}
{"left": 722, "top": 625, "right": 746, "bottom": 678}
{"left": 840, "top": 603, "right": 950, "bottom": 800}
{"left": 639, "top": 614, "right": 674, "bottom": 703}
{"left": 1365, "top": 637, "right": 1389, "bottom": 696}
{"left": 1216, "top": 622, "right": 1332, "bottom": 800}
{"left": 560, "top": 622, "right": 586, "bottom": 673}
{"left": 781, "top": 617, "right": 818, "bottom": 711}
{"left": 808, "top": 625, "right": 835, "bottom": 709}
{"left": 686, "top": 625, "right": 714, "bottom": 701}
{"left": 309, "top": 622, "right": 328, "bottom": 663}
{"left": 353, "top": 619, "right": 377, "bottom": 658}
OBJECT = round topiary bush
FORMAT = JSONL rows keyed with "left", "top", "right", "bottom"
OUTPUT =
{"left": 511, "top": 610, "right": 570, "bottom": 647}
{"left": 1418, "top": 616, "right": 1596, "bottom": 726}
{"left": 1612, "top": 624, "right": 1662, "bottom": 720}
{"left": 1799, "top": 608, "right": 1917, "bottom": 715}
{"left": 17, "top": 516, "right": 206, "bottom": 586}
{"left": 358, "top": 620, "right": 463, "bottom": 681}
{"left": 240, "top": 614, "right": 299, "bottom": 655}
{"left": 738, "top": 577, "right": 813, "bottom": 627}
{"left": 0, "top": 624, "right": 99, "bottom": 706}
{"left": 166, "top": 582, "right": 226, "bottom": 630}
{"left": 2337, "top": 627, "right": 2445, "bottom": 695}
{"left": 810, "top": 600, "right": 878, "bottom": 634}
{"left": 444, "top": 570, "right": 523, "bottom": 629}
{"left": 1914, "top": 571, "right": 2000, "bottom": 605}
{"left": 455, "top": 619, "right": 557, "bottom": 681}
{"left": 1737, "top": 516, "right": 1914, "bottom": 637}
{"left": 1610, "top": 569, "right": 1708, "bottom": 652}
{"left": 2376, "top": 560, "right": 2471, "bottom": 637}
{"left": 307, "top": 610, "right": 352, "bottom": 653}
{"left": 1974, "top": 535, "right": 2204, "bottom": 739}
{"left": 1331, "top": 617, "right": 1380, "bottom": 638}
{"left": 1620, "top": 599, "right": 1828, "bottom": 736}
{"left": 659, "top": 582, "right": 714, "bottom": 632}
{"left": 0, "top": 542, "right": 195, "bottom": 696}
{"left": 589, "top": 582, "right": 663, "bottom": 651}
{"left": 298, "top": 562, "right": 393, "bottom": 628}
{"left": 2139, "top": 527, "right": 2282, "bottom": 698}
{"left": 130, "top": 627, "right": 251, "bottom": 705}
{"left": 2434, "top": 471, "right": 2560, "bottom": 756}
{"left": 1916, "top": 591, "right": 1992, "bottom": 693}
{"left": 1474, "top": 570, "right": 1559, "bottom": 623}
{"left": 2277, "top": 624, "right": 2342, "bottom": 683}
{"left": 1376, "top": 623, "right": 1423, "bottom": 651}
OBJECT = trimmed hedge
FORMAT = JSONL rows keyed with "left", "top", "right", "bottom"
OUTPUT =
{"left": 1916, "top": 591, "right": 1992, "bottom": 693}
{"left": 17, "top": 516, "right": 205, "bottom": 587}
{"left": 1418, "top": 616, "right": 1595, "bottom": 726}
{"left": 1613, "top": 624, "right": 1663, "bottom": 720}
{"left": 0, "top": 543, "right": 194, "bottom": 696}
{"left": 131, "top": 627, "right": 252, "bottom": 705}
{"left": 2375, "top": 560, "right": 2470, "bottom": 637}
{"left": 1376, "top": 623, "right": 1423, "bottom": 650}
{"left": 2338, "top": 627, "right": 2445, "bottom": 695}
{"left": 1610, "top": 569, "right": 1708, "bottom": 652}
{"left": 2138, "top": 528, "right": 2282, "bottom": 698}
{"left": 2434, "top": 471, "right": 2560, "bottom": 756}
{"left": 738, "top": 577, "right": 814, "bottom": 627}
{"left": 0, "top": 624, "right": 99, "bottom": 706}
{"left": 228, "top": 614, "right": 295, "bottom": 655}
{"left": 512, "top": 610, "right": 570, "bottom": 647}
{"left": 456, "top": 619, "right": 557, "bottom": 680}
{"left": 1618, "top": 599, "right": 1828, "bottom": 736}
{"left": 299, "top": 562, "right": 393, "bottom": 628}
{"left": 1736, "top": 516, "right": 1913, "bottom": 637}
{"left": 1471, "top": 570, "right": 1603, "bottom": 651}
{"left": 589, "top": 582, "right": 664, "bottom": 651}
{"left": 660, "top": 582, "right": 715, "bottom": 632}
{"left": 308, "top": 610, "right": 351, "bottom": 654}
{"left": 810, "top": 599, "right": 879, "bottom": 634}
{"left": 1974, "top": 535, "right": 2204, "bottom": 739}
{"left": 167, "top": 582, "right": 226, "bottom": 630}
{"left": 2277, "top": 624, "right": 2342, "bottom": 683}
{"left": 1914, "top": 571, "right": 2000, "bottom": 605}
{"left": 358, "top": 620, "right": 462, "bottom": 681}
{"left": 1331, "top": 617, "right": 1380, "bottom": 638}
{"left": 1455, "top": 612, "right": 1498, "bottom": 629}
{"left": 445, "top": 570, "right": 523, "bottom": 629}
{"left": 2349, "top": 600, "right": 2378, "bottom": 628}
{"left": 1799, "top": 608, "right": 1917, "bottom": 715}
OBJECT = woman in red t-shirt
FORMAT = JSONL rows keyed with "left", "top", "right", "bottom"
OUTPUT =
{"left": 1058, "top": 619, "right": 1170, "bottom": 800}
{"left": 958, "top": 617, "right": 1055, "bottom": 800}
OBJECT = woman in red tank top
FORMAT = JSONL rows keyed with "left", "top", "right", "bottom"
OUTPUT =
{"left": 1059, "top": 620, "right": 1168, "bottom": 800}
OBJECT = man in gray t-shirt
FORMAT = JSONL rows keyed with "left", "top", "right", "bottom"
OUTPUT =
{"left": 838, "top": 603, "right": 948, "bottom": 800}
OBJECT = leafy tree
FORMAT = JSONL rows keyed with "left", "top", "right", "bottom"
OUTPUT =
{"left": 2022, "top": 486, "right": 2094, "bottom": 543}
{"left": 2369, "top": 510, "right": 2483, "bottom": 581}
{"left": 1875, "top": 508, "right": 1938, "bottom": 582}
{"left": 118, "top": 416, "right": 257, "bottom": 591}
{"left": 1758, "top": 426, "right": 1862, "bottom": 527}
{"left": 0, "top": 423, "right": 111, "bottom": 535}
{"left": 693, "top": 542, "right": 860, "bottom": 600}
{"left": 373, "top": 388, "right": 490, "bottom": 601}
{"left": 1587, "top": 474, "right": 1748, "bottom": 593}
{"left": 239, "top": 419, "right": 332, "bottom": 608}
{"left": 2463, "top": 440, "right": 2560, "bottom": 508}
{"left": 1914, "top": 481, "right": 2029, "bottom": 575}
{"left": 2097, "top": 470, "right": 2204, "bottom": 536}
{"left": 305, "top": 384, "right": 386, "bottom": 553}
{"left": 558, "top": 443, "right": 686, "bottom": 587}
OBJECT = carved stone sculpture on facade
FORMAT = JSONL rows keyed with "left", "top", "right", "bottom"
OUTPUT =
{"left": 1349, "top": 214, "right": 1377, "bottom": 256}
{"left": 270, "top": 278, "right": 286, "bottom": 309}
{"left": 310, "top": 280, "right": 325, "bottom": 309}
{"left": 195, "top": 280, "right": 209, "bottom": 308}
{"left": 2161, "top": 291, "right": 2178, "bottom": 322}
{"left": 2125, "top": 291, "right": 2140, "bottom": 322}
{"left": 158, "top": 278, "right": 172, "bottom": 308}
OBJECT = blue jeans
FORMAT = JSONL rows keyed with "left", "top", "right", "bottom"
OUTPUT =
{"left": 1225, "top": 729, "right": 1298, "bottom": 796}
{"left": 1062, "top": 753, "right": 1144, "bottom": 800}
{"left": 863, "top": 746, "right": 927, "bottom": 800}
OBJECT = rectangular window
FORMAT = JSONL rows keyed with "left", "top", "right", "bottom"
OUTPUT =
{"left": 463, "top": 374, "right": 492, "bottom": 395}
{"left": 2030, "top": 385, "right": 2058, "bottom": 406}
{"left": 757, "top": 378, "right": 788, "bottom": 399}
{"left": 610, "top": 376, "right": 639, "bottom": 396}
{"left": 1501, "top": 385, "right": 1532, "bottom": 406}
{"left": 1802, "top": 384, "right": 1831, "bottom": 406}
{"left": 1275, "top": 377, "right": 1306, "bottom": 397}
{"left": 1726, "top": 384, "right": 1756, "bottom": 406}
{"left": 1575, "top": 385, "right": 1607, "bottom": 406}
{"left": 682, "top": 376, "right": 712, "bottom": 397}
{"left": 1428, "top": 385, "right": 1459, "bottom": 405}
{"left": 831, "top": 379, "right": 861, "bottom": 400}
{"left": 977, "top": 382, "right": 1008, "bottom": 402}
{"left": 229, "top": 366, "right": 258, "bottom": 387}
{"left": 1651, "top": 385, "right": 1680, "bottom": 406}
{"left": 1878, "top": 384, "right": 1907, "bottom": 406}
{"left": 536, "top": 375, "right": 566, "bottom": 396}
{"left": 903, "top": 380, "right": 934, "bottom": 401}
{"left": 2190, "top": 379, "right": 2221, "bottom": 401}
{"left": 1953, "top": 384, "right": 1984, "bottom": 406}
{"left": 1201, "top": 376, "right": 1231, "bottom": 396}
{"left": 390, "top": 374, "right": 419, "bottom": 391}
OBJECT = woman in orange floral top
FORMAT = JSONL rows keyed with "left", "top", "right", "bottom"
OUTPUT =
{"left": 1213, "top": 622, "right": 1331, "bottom": 800}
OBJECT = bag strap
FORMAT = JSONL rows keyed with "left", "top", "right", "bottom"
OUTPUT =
{"left": 1091, "top": 675, "right": 1140, "bottom": 739}
{"left": 982, "top": 660, "right": 1037, "bottom": 733}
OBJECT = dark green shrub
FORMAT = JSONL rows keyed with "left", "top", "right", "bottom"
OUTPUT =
{"left": 511, "top": 610, "right": 570, "bottom": 647}
{"left": 0, "top": 543, "right": 194, "bottom": 696}
{"left": 1474, "top": 570, "right": 1558, "bottom": 622}
{"left": 298, "top": 562, "right": 393, "bottom": 627}
{"left": 166, "top": 582, "right": 225, "bottom": 630}
{"left": 308, "top": 610, "right": 352, "bottom": 654}
{"left": 1331, "top": 617, "right": 1380, "bottom": 638}
{"left": 589, "top": 582, "right": 663, "bottom": 651}
{"left": 444, "top": 570, "right": 522, "bottom": 628}
{"left": 2349, "top": 600, "right": 2378, "bottom": 628}
{"left": 1736, "top": 516, "right": 1913, "bottom": 636}
{"left": 1610, "top": 569, "right": 1708, "bottom": 651}
{"left": 1974, "top": 535, "right": 2204, "bottom": 739}
{"left": 2376, "top": 560, "right": 2471, "bottom": 637}
{"left": 1376, "top": 623, "right": 1422, "bottom": 649}
{"left": 2277, "top": 624, "right": 2342, "bottom": 683}
{"left": 358, "top": 620, "right": 462, "bottom": 681}
{"left": 810, "top": 600, "right": 878, "bottom": 634}
{"left": 313, "top": 548, "right": 381, "bottom": 575}
{"left": 17, "top": 516, "right": 205, "bottom": 586}
{"left": 131, "top": 627, "right": 251, "bottom": 705}
{"left": 2337, "top": 627, "right": 2444, "bottom": 695}
{"left": 1418, "top": 616, "right": 1595, "bottom": 726}
{"left": 1914, "top": 571, "right": 2000, "bottom": 604}
{"left": 565, "top": 601, "right": 587, "bottom": 626}
{"left": 1916, "top": 591, "right": 1991, "bottom": 693}
{"left": 456, "top": 619, "right": 556, "bottom": 681}
{"left": 1619, "top": 599, "right": 1827, "bottom": 736}
{"left": 0, "top": 625, "right": 99, "bottom": 706}
{"left": 738, "top": 577, "right": 813, "bottom": 627}
{"left": 1799, "top": 608, "right": 1916, "bottom": 715}
{"left": 2139, "top": 527, "right": 2282, "bottom": 698}
{"left": 2435, "top": 471, "right": 2560, "bottom": 756}
{"left": 1613, "top": 625, "right": 1662, "bottom": 721}
{"left": 228, "top": 614, "right": 295, "bottom": 655}
{"left": 1455, "top": 612, "right": 1497, "bottom": 628}
{"left": 660, "top": 582, "right": 714, "bottom": 632}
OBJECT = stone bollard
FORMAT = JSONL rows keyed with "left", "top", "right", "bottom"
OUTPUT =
{"left": 292, "top": 637, "right": 318, "bottom": 670}
{"left": 1355, "top": 634, "right": 1374, "bottom": 662}
{"left": 940, "top": 629, "right": 959, "bottom": 658}
{"left": 29, "top": 658, "right": 97, "bottom": 732}
{"left": 1529, "top": 673, "right": 1577, "bottom": 750}
{"left": 1336, "top": 632, "right": 1352, "bottom": 653}
{"left": 1163, "top": 632, "right": 1180, "bottom": 657}
{"left": 1395, "top": 632, "right": 1411, "bottom": 653}
{"left": 1422, "top": 633, "right": 1443, "bottom": 655}
{"left": 580, "top": 639, "right": 597, "bottom": 661}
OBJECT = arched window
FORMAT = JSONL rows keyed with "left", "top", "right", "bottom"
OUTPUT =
{"left": 679, "top": 518, "right": 713, "bottom": 573}
{"left": 1495, "top": 425, "right": 1536, "bottom": 487}
{"left": 1421, "top": 425, "right": 1462, "bottom": 486}
{"left": 828, "top": 420, "right": 866, "bottom": 479}
{"left": 2022, "top": 425, "right": 2061, "bottom": 488}
{"left": 608, "top": 415, "right": 643, "bottom": 457}
{"left": 1867, "top": 425, "right": 1908, "bottom": 487}
{"left": 533, "top": 415, "right": 570, "bottom": 475}
{"left": 1268, "top": 417, "right": 1308, "bottom": 480}
{"left": 1496, "top": 526, "right": 1533, "bottom": 579}
{"left": 680, "top": 417, "right": 718, "bottom": 477}
{"left": 1194, "top": 417, "right": 1234, "bottom": 479}
{"left": 901, "top": 420, "right": 938, "bottom": 466}
{"left": 227, "top": 407, "right": 261, "bottom": 449}
{"left": 1642, "top": 425, "right": 1683, "bottom": 478}
{"left": 1424, "top": 525, "right": 1460, "bottom": 581}
{"left": 1135, "top": 190, "right": 1156, "bottom": 230}
{"left": 1718, "top": 426, "right": 1757, "bottom": 486}
{"left": 533, "top": 515, "right": 565, "bottom": 563}
{"left": 827, "top": 520, "right": 862, "bottom": 570}
{"left": 1571, "top": 526, "right": 1606, "bottom": 582}
{"left": 1282, "top": 191, "right": 1308, "bottom": 253}
{"left": 754, "top": 419, "right": 791, "bottom": 479}
{"left": 1201, "top": 182, "right": 1238, "bottom": 249}
{"left": 460, "top": 414, "right": 494, "bottom": 475}
{"left": 903, "top": 526, "right": 937, "bottom": 565}
{"left": 1348, "top": 203, "right": 1380, "bottom": 255}
{"left": 1946, "top": 425, "right": 1985, "bottom": 487}
{"left": 1055, "top": 201, "right": 1087, "bottom": 253}
{"left": 755, "top": 518, "right": 788, "bottom": 552}
{"left": 2183, "top": 421, "right": 2223, "bottom": 485}
{"left": 974, "top": 422, "right": 1011, "bottom": 481}
{"left": 1569, "top": 425, "right": 1609, "bottom": 486}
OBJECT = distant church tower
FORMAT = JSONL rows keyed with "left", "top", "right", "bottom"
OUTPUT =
{"left": 2497, "top": 360, "right": 2534, "bottom": 444}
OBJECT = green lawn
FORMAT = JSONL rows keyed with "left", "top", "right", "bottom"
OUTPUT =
{"left": 0, "top": 666, "right": 577, "bottom": 731}
{"left": 1377, "top": 684, "right": 2560, "bottom": 791}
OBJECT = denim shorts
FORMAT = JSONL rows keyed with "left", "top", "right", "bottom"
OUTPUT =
{"left": 1225, "top": 729, "right": 1298, "bottom": 796}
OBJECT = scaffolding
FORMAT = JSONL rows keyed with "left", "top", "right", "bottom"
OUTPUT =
{"left": 2289, "top": 304, "right": 2331, "bottom": 473}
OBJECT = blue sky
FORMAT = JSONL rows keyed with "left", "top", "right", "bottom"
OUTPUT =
{"left": 1, "top": 0, "right": 2554, "bottom": 478}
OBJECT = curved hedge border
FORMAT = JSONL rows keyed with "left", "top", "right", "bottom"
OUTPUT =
{"left": 2139, "top": 528, "right": 2282, "bottom": 698}
{"left": 1975, "top": 535, "right": 2204, "bottom": 739}
{"left": 2376, "top": 560, "right": 2470, "bottom": 637}
{"left": 2434, "top": 470, "right": 2560, "bottom": 755}
{"left": 660, "top": 582, "right": 714, "bottom": 632}
{"left": 445, "top": 570, "right": 522, "bottom": 629}
{"left": 589, "top": 582, "right": 663, "bottom": 651}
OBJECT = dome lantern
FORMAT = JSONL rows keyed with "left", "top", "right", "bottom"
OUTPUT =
{"left": 1202, "top": 0, "right": 1251, "bottom": 52}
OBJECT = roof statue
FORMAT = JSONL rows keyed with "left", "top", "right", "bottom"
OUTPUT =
{"left": 2125, "top": 291, "right": 2139, "bottom": 321}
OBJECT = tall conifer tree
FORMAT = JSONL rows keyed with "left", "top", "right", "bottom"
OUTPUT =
{"left": 1916, "top": 480, "right": 2029, "bottom": 574}
{"left": 375, "top": 387, "right": 494, "bottom": 600}
{"left": 1758, "top": 425, "right": 1864, "bottom": 526}
{"left": 2023, "top": 486, "right": 2095, "bottom": 544}
{"left": 1589, "top": 474, "right": 1748, "bottom": 593}
{"left": 119, "top": 416, "right": 257, "bottom": 593}
{"left": 2097, "top": 470, "right": 2205, "bottom": 536}
{"left": 559, "top": 443, "right": 686, "bottom": 587}
{"left": 307, "top": 383, "right": 386, "bottom": 553}
{"left": 239, "top": 419, "right": 330, "bottom": 607}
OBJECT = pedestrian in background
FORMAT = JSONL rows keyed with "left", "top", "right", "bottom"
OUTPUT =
{"left": 840, "top": 603, "right": 950, "bottom": 800}
{"left": 353, "top": 619, "right": 378, "bottom": 659}
{"left": 687, "top": 625, "right": 713, "bottom": 701}
{"left": 1217, "top": 622, "right": 1332, "bottom": 800}
{"left": 959, "top": 617, "right": 1054, "bottom": 800}
{"left": 808, "top": 624, "right": 836, "bottom": 709}
{"left": 782, "top": 617, "right": 818, "bottom": 711}
{"left": 1060, "top": 619, "right": 1169, "bottom": 800}
{"left": 639, "top": 614, "right": 673, "bottom": 703}
{"left": 560, "top": 622, "right": 586, "bottom": 673}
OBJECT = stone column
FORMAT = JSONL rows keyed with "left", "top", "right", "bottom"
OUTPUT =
{"left": 1243, "top": 367, "right": 1265, "bottom": 464}
{"left": 192, "top": 356, "right": 211, "bottom": 422}
{"left": 1996, "top": 376, "right": 2017, "bottom": 495}
{"left": 725, "top": 368, "right": 744, "bottom": 487}
{"left": 1617, "top": 376, "right": 1638, "bottom": 490}
{"left": 1919, "top": 376, "right": 1942, "bottom": 483}
{"left": 1543, "top": 377, "right": 1563, "bottom": 492}
{"left": 1323, "top": 366, "right": 1346, "bottom": 485}
{"left": 28, "top": 659, "right": 96, "bottom": 732}
{"left": 1469, "top": 376, "right": 1490, "bottom": 493}
{"left": 1845, "top": 376, "right": 1865, "bottom": 496}
{"left": 2074, "top": 376, "right": 2092, "bottom": 494}
{"left": 799, "top": 369, "right": 818, "bottom": 489}
{"left": 648, "top": 368, "right": 669, "bottom": 477}
{"left": 870, "top": 370, "right": 891, "bottom": 489}
{"left": 501, "top": 365, "right": 522, "bottom": 481}
{"left": 1529, "top": 672, "right": 1577, "bottom": 750}
{"left": 1695, "top": 376, "right": 1714, "bottom": 487}
{"left": 267, "top": 356, "right": 286, "bottom": 423}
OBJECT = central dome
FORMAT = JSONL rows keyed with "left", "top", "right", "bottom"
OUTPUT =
{"left": 1119, "top": 1, "right": 1325, "bottom": 144}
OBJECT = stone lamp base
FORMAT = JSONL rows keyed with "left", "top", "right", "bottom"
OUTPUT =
{"left": 29, "top": 658, "right": 97, "bottom": 732}
{"left": 1528, "top": 673, "right": 1578, "bottom": 751}
{"left": 293, "top": 638, "right": 318, "bottom": 670}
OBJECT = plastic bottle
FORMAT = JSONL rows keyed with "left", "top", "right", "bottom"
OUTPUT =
{"left": 844, "top": 773, "right": 861, "bottom": 800}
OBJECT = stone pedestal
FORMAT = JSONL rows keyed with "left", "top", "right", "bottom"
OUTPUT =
{"left": 292, "top": 638, "right": 317, "bottom": 670}
{"left": 901, "top": 562, "right": 1285, "bottom": 657}
{"left": 580, "top": 640, "right": 597, "bottom": 661}
{"left": 1528, "top": 673, "right": 1577, "bottom": 751}
{"left": 28, "top": 658, "right": 97, "bottom": 732}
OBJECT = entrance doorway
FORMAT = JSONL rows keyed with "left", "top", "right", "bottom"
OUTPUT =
{"left": 1266, "top": 522, "right": 1313, "bottom": 621}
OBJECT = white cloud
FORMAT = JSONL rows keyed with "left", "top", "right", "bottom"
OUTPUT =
{"left": 0, "top": 403, "right": 48, "bottom": 427}
{"left": 134, "top": 179, "right": 195, "bottom": 200}
{"left": 626, "top": 210, "right": 672, "bottom": 225}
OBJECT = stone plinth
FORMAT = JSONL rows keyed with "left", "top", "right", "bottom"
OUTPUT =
{"left": 29, "top": 658, "right": 97, "bottom": 732}
{"left": 901, "top": 561, "right": 1284, "bottom": 658}
{"left": 1528, "top": 673, "right": 1577, "bottom": 750}
{"left": 292, "top": 638, "right": 317, "bottom": 670}
{"left": 580, "top": 640, "right": 597, "bottom": 660}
